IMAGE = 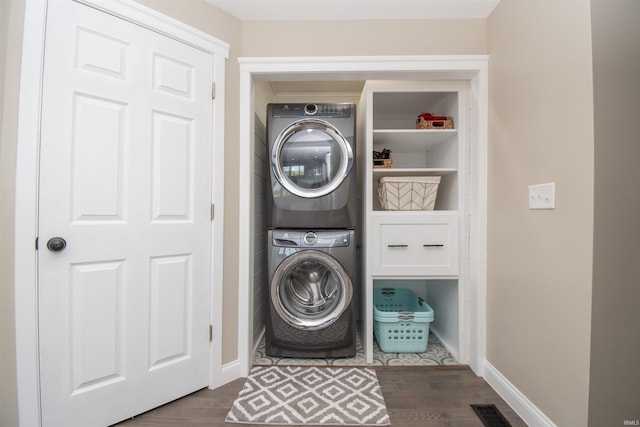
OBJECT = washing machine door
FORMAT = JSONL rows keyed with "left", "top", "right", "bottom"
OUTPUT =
{"left": 272, "top": 118, "right": 353, "bottom": 199}
{"left": 271, "top": 250, "right": 353, "bottom": 330}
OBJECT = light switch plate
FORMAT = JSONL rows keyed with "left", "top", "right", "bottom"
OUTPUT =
{"left": 528, "top": 182, "right": 555, "bottom": 209}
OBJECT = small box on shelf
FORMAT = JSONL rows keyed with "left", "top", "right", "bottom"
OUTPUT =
{"left": 416, "top": 112, "right": 454, "bottom": 129}
{"left": 373, "top": 157, "right": 392, "bottom": 169}
{"left": 373, "top": 148, "right": 392, "bottom": 169}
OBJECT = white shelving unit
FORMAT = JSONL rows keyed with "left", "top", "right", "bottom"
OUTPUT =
{"left": 359, "top": 80, "right": 469, "bottom": 364}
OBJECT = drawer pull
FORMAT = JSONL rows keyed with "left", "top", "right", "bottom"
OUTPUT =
{"left": 387, "top": 244, "right": 408, "bottom": 248}
{"left": 423, "top": 244, "right": 444, "bottom": 247}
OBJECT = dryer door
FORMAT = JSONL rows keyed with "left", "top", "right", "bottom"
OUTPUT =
{"left": 271, "top": 250, "right": 353, "bottom": 330}
{"left": 271, "top": 118, "right": 353, "bottom": 198}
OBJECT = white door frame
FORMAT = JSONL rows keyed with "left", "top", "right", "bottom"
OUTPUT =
{"left": 13, "top": 0, "right": 228, "bottom": 424}
{"left": 237, "top": 55, "right": 488, "bottom": 377}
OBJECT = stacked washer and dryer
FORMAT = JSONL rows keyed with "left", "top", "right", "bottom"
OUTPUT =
{"left": 265, "top": 103, "right": 358, "bottom": 358}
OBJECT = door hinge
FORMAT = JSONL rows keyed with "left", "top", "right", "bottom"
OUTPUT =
{"left": 210, "top": 203, "right": 215, "bottom": 220}
{"left": 209, "top": 324, "right": 213, "bottom": 342}
{"left": 35, "top": 237, "right": 39, "bottom": 250}
{"left": 211, "top": 82, "right": 216, "bottom": 100}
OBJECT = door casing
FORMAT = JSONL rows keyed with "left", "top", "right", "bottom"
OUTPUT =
{"left": 237, "top": 56, "right": 489, "bottom": 378}
{"left": 13, "top": 0, "right": 228, "bottom": 424}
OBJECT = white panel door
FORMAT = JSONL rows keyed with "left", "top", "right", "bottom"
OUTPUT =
{"left": 37, "top": 1, "right": 214, "bottom": 426}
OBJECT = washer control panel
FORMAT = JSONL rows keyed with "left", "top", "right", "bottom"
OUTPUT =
{"left": 272, "top": 229, "right": 351, "bottom": 248}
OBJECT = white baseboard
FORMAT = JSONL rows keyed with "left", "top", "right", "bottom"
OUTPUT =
{"left": 430, "top": 327, "right": 459, "bottom": 362}
{"left": 483, "top": 360, "right": 556, "bottom": 427}
{"left": 211, "top": 326, "right": 266, "bottom": 390}
{"left": 211, "top": 360, "right": 243, "bottom": 389}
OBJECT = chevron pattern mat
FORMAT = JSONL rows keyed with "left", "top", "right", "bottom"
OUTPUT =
{"left": 226, "top": 366, "right": 391, "bottom": 425}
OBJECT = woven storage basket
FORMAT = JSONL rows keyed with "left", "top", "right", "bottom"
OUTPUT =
{"left": 373, "top": 156, "right": 392, "bottom": 169}
{"left": 416, "top": 116, "right": 454, "bottom": 129}
{"left": 378, "top": 176, "right": 441, "bottom": 210}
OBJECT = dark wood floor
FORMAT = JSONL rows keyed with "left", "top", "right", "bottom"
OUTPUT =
{"left": 115, "top": 367, "right": 526, "bottom": 427}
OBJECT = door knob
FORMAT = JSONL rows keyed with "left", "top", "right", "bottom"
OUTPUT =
{"left": 47, "top": 237, "right": 67, "bottom": 252}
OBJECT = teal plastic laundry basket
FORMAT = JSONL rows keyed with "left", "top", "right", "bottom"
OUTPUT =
{"left": 373, "top": 288, "right": 434, "bottom": 353}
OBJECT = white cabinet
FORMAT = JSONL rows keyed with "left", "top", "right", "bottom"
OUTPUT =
{"left": 371, "top": 212, "right": 459, "bottom": 276}
{"left": 359, "top": 80, "right": 469, "bottom": 364}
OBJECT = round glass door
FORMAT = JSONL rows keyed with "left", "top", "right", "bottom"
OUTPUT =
{"left": 271, "top": 250, "right": 352, "bottom": 330}
{"left": 272, "top": 118, "right": 353, "bottom": 198}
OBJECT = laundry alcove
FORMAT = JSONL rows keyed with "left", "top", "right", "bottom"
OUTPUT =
{"left": 236, "top": 56, "right": 489, "bottom": 378}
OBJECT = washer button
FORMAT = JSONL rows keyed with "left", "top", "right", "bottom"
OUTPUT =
{"left": 303, "top": 232, "right": 318, "bottom": 245}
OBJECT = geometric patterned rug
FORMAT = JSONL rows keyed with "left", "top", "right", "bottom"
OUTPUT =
{"left": 225, "top": 366, "right": 391, "bottom": 425}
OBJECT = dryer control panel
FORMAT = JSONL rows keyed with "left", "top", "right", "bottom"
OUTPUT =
{"left": 270, "top": 103, "right": 353, "bottom": 118}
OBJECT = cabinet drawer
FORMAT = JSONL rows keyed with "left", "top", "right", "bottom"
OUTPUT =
{"left": 371, "top": 214, "right": 458, "bottom": 276}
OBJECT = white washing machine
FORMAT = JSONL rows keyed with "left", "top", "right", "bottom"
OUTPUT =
{"left": 266, "top": 229, "right": 356, "bottom": 358}
{"left": 266, "top": 103, "right": 357, "bottom": 229}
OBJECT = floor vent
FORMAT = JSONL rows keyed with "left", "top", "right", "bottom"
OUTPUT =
{"left": 470, "top": 404, "right": 512, "bottom": 427}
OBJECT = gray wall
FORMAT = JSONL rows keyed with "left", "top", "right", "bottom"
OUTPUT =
{"left": 252, "top": 115, "right": 268, "bottom": 347}
{"left": 0, "top": 0, "right": 8, "bottom": 125}
{"left": 0, "top": 1, "right": 24, "bottom": 425}
{"left": 242, "top": 19, "right": 487, "bottom": 57}
{"left": 589, "top": 0, "right": 640, "bottom": 425}
{"left": 487, "top": 1, "right": 595, "bottom": 425}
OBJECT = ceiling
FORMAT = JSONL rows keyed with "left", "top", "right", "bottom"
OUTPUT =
{"left": 205, "top": 0, "right": 501, "bottom": 21}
